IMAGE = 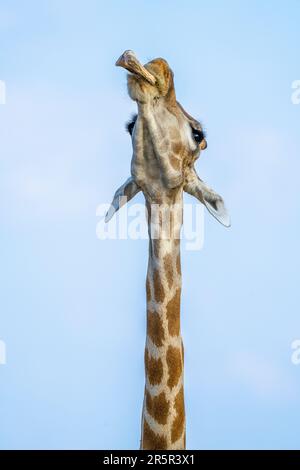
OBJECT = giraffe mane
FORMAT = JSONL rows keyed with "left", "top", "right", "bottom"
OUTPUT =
{"left": 126, "top": 114, "right": 138, "bottom": 136}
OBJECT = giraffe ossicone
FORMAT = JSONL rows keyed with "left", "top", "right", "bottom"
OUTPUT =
{"left": 106, "top": 50, "right": 230, "bottom": 450}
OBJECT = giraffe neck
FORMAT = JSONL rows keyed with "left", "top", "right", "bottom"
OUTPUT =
{"left": 141, "top": 191, "right": 185, "bottom": 450}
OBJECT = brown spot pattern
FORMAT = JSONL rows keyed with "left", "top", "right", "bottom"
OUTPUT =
{"left": 153, "top": 268, "right": 165, "bottom": 303}
{"left": 153, "top": 240, "right": 160, "bottom": 258}
{"left": 143, "top": 420, "right": 167, "bottom": 450}
{"left": 166, "top": 345, "right": 182, "bottom": 389}
{"left": 145, "top": 350, "right": 163, "bottom": 385}
{"left": 175, "top": 238, "right": 180, "bottom": 247}
{"left": 176, "top": 252, "right": 181, "bottom": 275}
{"left": 171, "top": 386, "right": 185, "bottom": 443}
{"left": 166, "top": 288, "right": 181, "bottom": 336}
{"left": 147, "top": 310, "right": 165, "bottom": 347}
{"left": 170, "top": 157, "right": 181, "bottom": 171}
{"left": 164, "top": 254, "right": 173, "bottom": 289}
{"left": 146, "top": 278, "right": 151, "bottom": 302}
{"left": 172, "top": 142, "right": 182, "bottom": 154}
{"left": 146, "top": 391, "right": 169, "bottom": 425}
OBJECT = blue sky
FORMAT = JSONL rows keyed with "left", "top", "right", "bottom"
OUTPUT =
{"left": 0, "top": 0, "right": 300, "bottom": 449}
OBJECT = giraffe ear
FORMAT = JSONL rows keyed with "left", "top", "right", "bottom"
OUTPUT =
{"left": 105, "top": 177, "right": 140, "bottom": 222}
{"left": 202, "top": 189, "right": 231, "bottom": 227}
{"left": 184, "top": 170, "right": 231, "bottom": 227}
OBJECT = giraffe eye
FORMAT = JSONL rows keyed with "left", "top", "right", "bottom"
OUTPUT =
{"left": 191, "top": 127, "right": 205, "bottom": 144}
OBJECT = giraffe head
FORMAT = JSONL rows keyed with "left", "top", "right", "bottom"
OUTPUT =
{"left": 106, "top": 51, "right": 230, "bottom": 227}
{"left": 116, "top": 50, "right": 207, "bottom": 160}
{"left": 117, "top": 51, "right": 176, "bottom": 106}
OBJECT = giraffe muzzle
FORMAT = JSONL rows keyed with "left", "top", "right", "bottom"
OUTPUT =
{"left": 115, "top": 50, "right": 156, "bottom": 86}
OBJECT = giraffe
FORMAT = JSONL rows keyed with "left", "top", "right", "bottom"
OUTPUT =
{"left": 106, "top": 50, "right": 230, "bottom": 450}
